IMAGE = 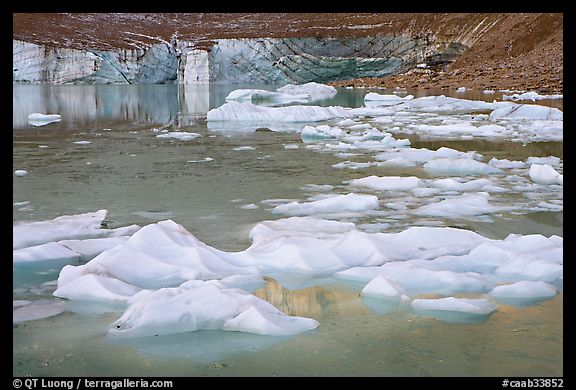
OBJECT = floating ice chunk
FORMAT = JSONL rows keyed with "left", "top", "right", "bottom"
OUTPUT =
{"left": 248, "top": 216, "right": 356, "bottom": 243}
{"left": 361, "top": 276, "right": 407, "bottom": 299}
{"left": 271, "top": 193, "right": 379, "bottom": 216}
{"left": 300, "top": 125, "right": 344, "bottom": 141}
{"left": 239, "top": 204, "right": 259, "bottom": 210}
{"left": 526, "top": 156, "right": 561, "bottom": 166}
{"left": 28, "top": 113, "right": 61, "bottom": 127}
{"left": 494, "top": 254, "right": 563, "bottom": 283}
{"left": 207, "top": 101, "right": 349, "bottom": 122}
{"left": 13, "top": 299, "right": 67, "bottom": 323}
{"left": 58, "top": 236, "right": 131, "bottom": 261}
{"left": 108, "top": 281, "right": 318, "bottom": 337}
{"left": 156, "top": 132, "right": 201, "bottom": 141}
{"left": 376, "top": 157, "right": 417, "bottom": 168}
{"left": 413, "top": 123, "right": 508, "bottom": 138}
{"left": 429, "top": 178, "right": 493, "bottom": 192}
{"left": 276, "top": 82, "right": 337, "bottom": 99}
{"left": 225, "top": 89, "right": 310, "bottom": 103}
{"left": 332, "top": 161, "right": 375, "bottom": 170}
{"left": 54, "top": 272, "right": 144, "bottom": 304}
{"left": 223, "top": 305, "right": 319, "bottom": 336}
{"left": 489, "top": 104, "right": 563, "bottom": 120}
{"left": 529, "top": 164, "right": 563, "bottom": 185}
{"left": 413, "top": 193, "right": 503, "bottom": 217}
{"left": 233, "top": 146, "right": 256, "bottom": 151}
{"left": 394, "top": 95, "right": 499, "bottom": 114}
{"left": 488, "top": 281, "right": 558, "bottom": 302}
{"left": 456, "top": 87, "right": 467, "bottom": 93}
{"left": 423, "top": 158, "right": 503, "bottom": 175}
{"left": 488, "top": 158, "right": 526, "bottom": 169}
{"left": 503, "top": 92, "right": 563, "bottom": 101}
{"left": 73, "top": 140, "right": 92, "bottom": 145}
{"left": 364, "top": 93, "right": 414, "bottom": 106}
{"left": 483, "top": 90, "right": 495, "bottom": 94}
{"left": 13, "top": 210, "right": 109, "bottom": 250}
{"left": 375, "top": 146, "right": 481, "bottom": 165}
{"left": 411, "top": 187, "right": 442, "bottom": 197}
{"left": 188, "top": 157, "right": 214, "bottom": 163}
{"left": 412, "top": 297, "right": 496, "bottom": 315}
{"left": 350, "top": 176, "right": 422, "bottom": 191}
{"left": 283, "top": 144, "right": 299, "bottom": 150}
{"left": 13, "top": 241, "right": 81, "bottom": 264}
{"left": 14, "top": 170, "right": 28, "bottom": 177}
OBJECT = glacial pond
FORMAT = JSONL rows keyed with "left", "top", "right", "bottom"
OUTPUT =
{"left": 13, "top": 84, "right": 562, "bottom": 376}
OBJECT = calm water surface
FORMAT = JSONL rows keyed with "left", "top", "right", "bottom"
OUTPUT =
{"left": 13, "top": 84, "right": 562, "bottom": 376}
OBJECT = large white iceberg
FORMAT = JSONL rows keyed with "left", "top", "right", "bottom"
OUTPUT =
{"left": 108, "top": 280, "right": 318, "bottom": 337}
{"left": 489, "top": 104, "right": 563, "bottom": 120}
{"left": 225, "top": 89, "right": 310, "bottom": 104}
{"left": 503, "top": 92, "right": 563, "bottom": 101}
{"left": 364, "top": 93, "right": 414, "bottom": 106}
{"left": 276, "top": 82, "right": 337, "bottom": 99}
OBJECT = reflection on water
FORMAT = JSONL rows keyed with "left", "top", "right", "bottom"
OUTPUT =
{"left": 13, "top": 84, "right": 562, "bottom": 376}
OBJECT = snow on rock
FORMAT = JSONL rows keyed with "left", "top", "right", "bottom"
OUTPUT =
{"left": 529, "top": 164, "right": 563, "bottom": 185}
{"left": 411, "top": 297, "right": 496, "bottom": 315}
{"left": 14, "top": 170, "right": 28, "bottom": 177}
{"left": 489, "top": 104, "right": 563, "bottom": 120}
{"left": 361, "top": 276, "right": 408, "bottom": 300}
{"left": 108, "top": 280, "right": 318, "bottom": 337}
{"left": 423, "top": 158, "right": 503, "bottom": 175}
{"left": 225, "top": 89, "right": 309, "bottom": 103}
{"left": 28, "top": 113, "right": 61, "bottom": 127}
{"left": 271, "top": 193, "right": 379, "bottom": 216}
{"left": 156, "top": 132, "right": 202, "bottom": 141}
{"left": 413, "top": 193, "right": 503, "bottom": 217}
{"left": 488, "top": 281, "right": 558, "bottom": 301}
{"left": 350, "top": 176, "right": 422, "bottom": 191}
{"left": 503, "top": 92, "right": 563, "bottom": 101}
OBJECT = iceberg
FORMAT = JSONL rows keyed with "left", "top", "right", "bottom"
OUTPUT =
{"left": 207, "top": 101, "right": 349, "bottom": 122}
{"left": 411, "top": 297, "right": 496, "bottom": 315}
{"left": 276, "top": 82, "right": 337, "bottom": 99}
{"left": 503, "top": 92, "right": 563, "bottom": 101}
{"left": 489, "top": 104, "right": 563, "bottom": 120}
{"left": 14, "top": 170, "right": 28, "bottom": 177}
{"left": 13, "top": 210, "right": 130, "bottom": 250}
{"left": 225, "top": 89, "right": 310, "bottom": 104}
{"left": 364, "top": 93, "right": 414, "bottom": 106}
{"left": 156, "top": 132, "right": 201, "bottom": 141}
{"left": 529, "top": 164, "right": 563, "bottom": 185}
{"left": 423, "top": 158, "right": 503, "bottom": 175}
{"left": 300, "top": 125, "right": 344, "bottom": 141}
{"left": 428, "top": 178, "right": 494, "bottom": 192}
{"left": 271, "top": 193, "right": 379, "bottom": 216}
{"left": 488, "top": 280, "right": 558, "bottom": 302}
{"left": 28, "top": 113, "right": 61, "bottom": 127}
{"left": 361, "top": 276, "right": 408, "bottom": 300}
{"left": 413, "top": 193, "right": 503, "bottom": 217}
{"left": 108, "top": 280, "right": 318, "bottom": 337}
{"left": 350, "top": 176, "right": 422, "bottom": 191}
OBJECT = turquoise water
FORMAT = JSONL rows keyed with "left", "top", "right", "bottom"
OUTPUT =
{"left": 13, "top": 84, "right": 562, "bottom": 376}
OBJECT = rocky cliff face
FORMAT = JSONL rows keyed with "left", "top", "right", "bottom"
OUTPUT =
{"left": 12, "top": 13, "right": 562, "bottom": 88}
{"left": 13, "top": 34, "right": 463, "bottom": 85}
